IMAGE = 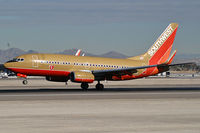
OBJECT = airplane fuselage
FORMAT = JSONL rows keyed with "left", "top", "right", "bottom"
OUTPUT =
{"left": 5, "top": 53, "right": 158, "bottom": 81}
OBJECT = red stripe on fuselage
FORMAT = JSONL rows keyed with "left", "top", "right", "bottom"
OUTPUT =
{"left": 8, "top": 67, "right": 70, "bottom": 77}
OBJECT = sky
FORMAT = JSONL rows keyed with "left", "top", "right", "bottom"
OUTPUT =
{"left": 0, "top": 0, "right": 200, "bottom": 56}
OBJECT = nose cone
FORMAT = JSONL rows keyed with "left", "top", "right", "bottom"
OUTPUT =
{"left": 4, "top": 62, "right": 13, "bottom": 69}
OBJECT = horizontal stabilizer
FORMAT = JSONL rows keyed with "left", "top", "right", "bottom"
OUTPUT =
{"left": 168, "top": 62, "right": 196, "bottom": 67}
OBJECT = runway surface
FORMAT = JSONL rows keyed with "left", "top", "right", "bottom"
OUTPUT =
{"left": 0, "top": 78, "right": 200, "bottom": 133}
{"left": 0, "top": 88, "right": 200, "bottom": 101}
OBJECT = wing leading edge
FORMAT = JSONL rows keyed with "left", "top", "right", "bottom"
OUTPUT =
{"left": 92, "top": 64, "right": 159, "bottom": 76}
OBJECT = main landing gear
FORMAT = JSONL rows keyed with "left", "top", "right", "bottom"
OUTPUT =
{"left": 96, "top": 81, "right": 104, "bottom": 90}
{"left": 80, "top": 81, "right": 104, "bottom": 91}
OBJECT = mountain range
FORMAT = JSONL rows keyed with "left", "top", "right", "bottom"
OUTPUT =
{"left": 0, "top": 48, "right": 200, "bottom": 65}
{"left": 0, "top": 48, "right": 128, "bottom": 64}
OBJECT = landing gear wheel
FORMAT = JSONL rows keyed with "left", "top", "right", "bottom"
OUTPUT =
{"left": 96, "top": 83, "right": 104, "bottom": 90}
{"left": 22, "top": 80, "right": 28, "bottom": 85}
{"left": 81, "top": 83, "right": 89, "bottom": 90}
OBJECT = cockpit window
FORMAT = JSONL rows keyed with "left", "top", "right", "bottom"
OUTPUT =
{"left": 7, "top": 58, "right": 25, "bottom": 63}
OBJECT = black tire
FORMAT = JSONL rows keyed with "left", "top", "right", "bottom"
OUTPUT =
{"left": 22, "top": 80, "right": 28, "bottom": 85}
{"left": 81, "top": 83, "right": 89, "bottom": 90}
{"left": 96, "top": 84, "right": 104, "bottom": 90}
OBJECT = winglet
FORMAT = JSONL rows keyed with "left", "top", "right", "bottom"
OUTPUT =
{"left": 165, "top": 50, "right": 177, "bottom": 65}
{"left": 75, "top": 49, "right": 82, "bottom": 56}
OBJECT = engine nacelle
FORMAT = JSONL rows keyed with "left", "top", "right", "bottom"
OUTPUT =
{"left": 46, "top": 76, "right": 68, "bottom": 82}
{"left": 70, "top": 71, "right": 94, "bottom": 83}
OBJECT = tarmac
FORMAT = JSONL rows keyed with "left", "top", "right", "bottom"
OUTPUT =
{"left": 0, "top": 78, "right": 200, "bottom": 133}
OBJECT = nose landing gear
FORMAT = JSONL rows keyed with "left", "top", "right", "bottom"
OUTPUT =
{"left": 17, "top": 73, "right": 28, "bottom": 85}
{"left": 22, "top": 80, "right": 28, "bottom": 85}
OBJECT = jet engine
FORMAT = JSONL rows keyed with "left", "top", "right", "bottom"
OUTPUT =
{"left": 70, "top": 71, "right": 94, "bottom": 83}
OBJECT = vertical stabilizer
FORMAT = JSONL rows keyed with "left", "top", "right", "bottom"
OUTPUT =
{"left": 128, "top": 23, "right": 178, "bottom": 65}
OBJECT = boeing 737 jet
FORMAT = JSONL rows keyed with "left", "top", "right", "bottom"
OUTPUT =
{"left": 4, "top": 23, "right": 182, "bottom": 90}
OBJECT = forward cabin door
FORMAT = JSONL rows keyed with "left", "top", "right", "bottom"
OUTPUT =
{"left": 32, "top": 55, "right": 39, "bottom": 68}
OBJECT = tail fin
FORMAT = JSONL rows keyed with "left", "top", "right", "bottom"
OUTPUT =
{"left": 128, "top": 23, "right": 178, "bottom": 65}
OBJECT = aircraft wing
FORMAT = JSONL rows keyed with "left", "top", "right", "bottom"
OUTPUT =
{"left": 92, "top": 62, "right": 195, "bottom": 77}
{"left": 92, "top": 64, "right": 159, "bottom": 76}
